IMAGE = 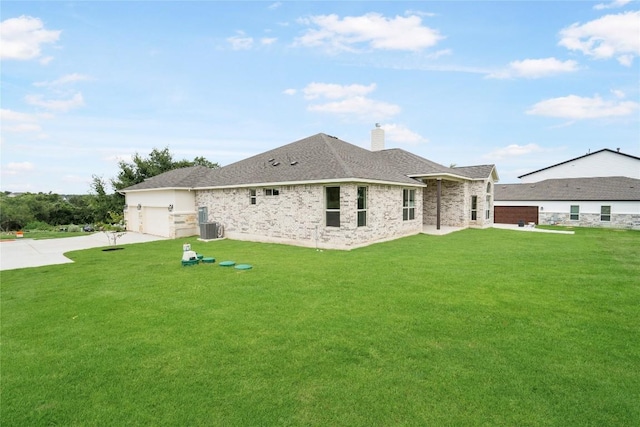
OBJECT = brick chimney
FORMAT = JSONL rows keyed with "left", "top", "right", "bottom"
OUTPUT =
{"left": 371, "top": 123, "right": 385, "bottom": 151}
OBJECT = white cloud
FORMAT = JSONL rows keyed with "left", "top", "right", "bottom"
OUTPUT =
{"left": 381, "top": 123, "right": 428, "bottom": 145}
{"left": 303, "top": 82, "right": 376, "bottom": 99}
{"left": 39, "top": 56, "right": 54, "bottom": 65}
{"left": 0, "top": 108, "right": 49, "bottom": 136}
{"left": 33, "top": 73, "right": 92, "bottom": 87}
{"left": 268, "top": 2, "right": 282, "bottom": 10}
{"left": 594, "top": 0, "right": 631, "bottom": 10}
{"left": 25, "top": 92, "right": 85, "bottom": 113}
{"left": 308, "top": 96, "right": 400, "bottom": 119}
{"left": 295, "top": 12, "right": 443, "bottom": 53}
{"left": 558, "top": 11, "right": 640, "bottom": 66}
{"left": 283, "top": 88, "right": 297, "bottom": 96}
{"left": 0, "top": 15, "right": 61, "bottom": 60}
{"left": 487, "top": 57, "right": 580, "bottom": 79}
{"left": 5, "top": 162, "right": 35, "bottom": 175}
{"left": 227, "top": 31, "right": 253, "bottom": 50}
{"left": 1, "top": 108, "right": 39, "bottom": 122}
{"left": 610, "top": 89, "right": 626, "bottom": 98}
{"left": 405, "top": 10, "right": 437, "bottom": 18}
{"left": 299, "top": 82, "right": 400, "bottom": 120}
{"left": 3, "top": 123, "right": 43, "bottom": 133}
{"left": 484, "top": 144, "right": 545, "bottom": 160}
{"left": 526, "top": 94, "right": 639, "bottom": 119}
{"left": 261, "top": 37, "right": 277, "bottom": 46}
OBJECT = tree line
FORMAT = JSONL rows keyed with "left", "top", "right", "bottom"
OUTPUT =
{"left": 0, "top": 147, "right": 218, "bottom": 231}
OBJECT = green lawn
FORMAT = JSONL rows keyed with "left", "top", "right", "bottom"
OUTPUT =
{"left": 1, "top": 230, "right": 87, "bottom": 241}
{"left": 1, "top": 228, "right": 639, "bottom": 426}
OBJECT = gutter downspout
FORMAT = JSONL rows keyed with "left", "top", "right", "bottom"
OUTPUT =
{"left": 436, "top": 179, "right": 442, "bottom": 230}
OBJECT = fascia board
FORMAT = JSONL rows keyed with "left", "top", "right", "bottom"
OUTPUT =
{"left": 194, "top": 177, "right": 426, "bottom": 190}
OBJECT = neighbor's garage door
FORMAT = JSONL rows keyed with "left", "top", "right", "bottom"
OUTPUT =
{"left": 494, "top": 206, "right": 538, "bottom": 225}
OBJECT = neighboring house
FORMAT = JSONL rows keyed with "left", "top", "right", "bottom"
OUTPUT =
{"left": 518, "top": 148, "right": 640, "bottom": 183}
{"left": 494, "top": 149, "right": 640, "bottom": 229}
{"left": 495, "top": 177, "right": 640, "bottom": 229}
{"left": 122, "top": 130, "right": 498, "bottom": 249}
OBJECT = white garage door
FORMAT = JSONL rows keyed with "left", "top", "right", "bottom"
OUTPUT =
{"left": 143, "top": 207, "right": 170, "bottom": 237}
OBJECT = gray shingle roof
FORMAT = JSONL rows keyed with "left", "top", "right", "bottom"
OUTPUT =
{"left": 375, "top": 149, "right": 456, "bottom": 177}
{"left": 495, "top": 177, "right": 640, "bottom": 201}
{"left": 122, "top": 133, "right": 496, "bottom": 191}
{"left": 452, "top": 164, "right": 498, "bottom": 180}
{"left": 121, "top": 165, "right": 213, "bottom": 191}
{"left": 198, "top": 133, "right": 423, "bottom": 187}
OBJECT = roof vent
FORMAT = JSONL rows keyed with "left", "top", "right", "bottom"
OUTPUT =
{"left": 268, "top": 158, "right": 274, "bottom": 163}
{"left": 272, "top": 161, "right": 280, "bottom": 166}
{"left": 290, "top": 161, "right": 298, "bottom": 166}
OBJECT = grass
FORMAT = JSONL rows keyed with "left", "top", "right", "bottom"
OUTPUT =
{"left": 1, "top": 230, "right": 87, "bottom": 241}
{"left": 1, "top": 228, "right": 639, "bottom": 426}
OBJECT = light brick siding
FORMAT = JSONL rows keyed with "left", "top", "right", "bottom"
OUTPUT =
{"left": 195, "top": 183, "right": 423, "bottom": 250}
{"left": 423, "top": 179, "right": 494, "bottom": 228}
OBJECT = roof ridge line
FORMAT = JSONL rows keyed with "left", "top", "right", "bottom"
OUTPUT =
{"left": 320, "top": 133, "right": 354, "bottom": 177}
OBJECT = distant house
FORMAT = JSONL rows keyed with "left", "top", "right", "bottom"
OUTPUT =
{"left": 495, "top": 149, "right": 640, "bottom": 229}
{"left": 122, "top": 130, "right": 498, "bottom": 249}
{"left": 518, "top": 148, "right": 640, "bottom": 183}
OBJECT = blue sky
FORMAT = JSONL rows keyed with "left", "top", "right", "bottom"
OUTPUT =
{"left": 1, "top": 1, "right": 639, "bottom": 194}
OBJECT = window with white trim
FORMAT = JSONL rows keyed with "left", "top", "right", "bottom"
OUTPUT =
{"left": 265, "top": 188, "right": 279, "bottom": 196}
{"left": 326, "top": 186, "right": 340, "bottom": 227}
{"left": 485, "top": 195, "right": 491, "bottom": 220}
{"left": 570, "top": 205, "right": 579, "bottom": 221}
{"left": 249, "top": 189, "right": 256, "bottom": 205}
{"left": 600, "top": 205, "right": 611, "bottom": 222}
{"left": 471, "top": 195, "right": 477, "bottom": 220}
{"left": 403, "top": 189, "right": 415, "bottom": 221}
{"left": 357, "top": 186, "right": 367, "bottom": 227}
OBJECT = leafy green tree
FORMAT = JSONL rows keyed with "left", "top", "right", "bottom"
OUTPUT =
{"left": 0, "top": 193, "right": 34, "bottom": 230}
{"left": 90, "top": 176, "right": 124, "bottom": 224}
{"left": 111, "top": 147, "right": 218, "bottom": 191}
{"left": 66, "top": 195, "right": 95, "bottom": 225}
{"left": 191, "top": 156, "right": 219, "bottom": 168}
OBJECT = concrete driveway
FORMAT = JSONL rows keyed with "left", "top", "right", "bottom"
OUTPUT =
{"left": 0, "top": 232, "right": 166, "bottom": 271}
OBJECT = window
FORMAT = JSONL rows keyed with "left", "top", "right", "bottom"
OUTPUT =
{"left": 403, "top": 189, "right": 415, "bottom": 221}
{"left": 570, "top": 205, "right": 579, "bottom": 221}
{"left": 486, "top": 195, "right": 491, "bottom": 220}
{"left": 471, "top": 196, "right": 478, "bottom": 220}
{"left": 357, "top": 186, "right": 367, "bottom": 227}
{"left": 601, "top": 205, "right": 611, "bottom": 222}
{"left": 326, "top": 186, "right": 340, "bottom": 227}
{"left": 249, "top": 189, "right": 256, "bottom": 205}
{"left": 265, "top": 188, "right": 279, "bottom": 196}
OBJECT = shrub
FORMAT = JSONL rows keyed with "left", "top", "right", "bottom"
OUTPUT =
{"left": 23, "top": 221, "right": 53, "bottom": 231}
{"left": 67, "top": 224, "right": 81, "bottom": 232}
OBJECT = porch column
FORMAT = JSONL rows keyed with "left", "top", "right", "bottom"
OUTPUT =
{"left": 436, "top": 179, "right": 442, "bottom": 230}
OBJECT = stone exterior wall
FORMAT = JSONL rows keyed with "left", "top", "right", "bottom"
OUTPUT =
{"left": 195, "top": 183, "right": 423, "bottom": 250}
{"left": 540, "top": 212, "right": 640, "bottom": 230}
{"left": 169, "top": 212, "right": 198, "bottom": 238}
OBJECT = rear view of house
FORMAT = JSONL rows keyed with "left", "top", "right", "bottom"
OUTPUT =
{"left": 122, "top": 129, "right": 498, "bottom": 249}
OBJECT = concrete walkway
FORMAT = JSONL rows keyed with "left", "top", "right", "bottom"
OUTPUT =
{"left": 422, "top": 225, "right": 464, "bottom": 235}
{"left": 422, "top": 224, "right": 574, "bottom": 236}
{"left": 0, "top": 232, "right": 166, "bottom": 271}
{"left": 491, "top": 223, "right": 575, "bottom": 234}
